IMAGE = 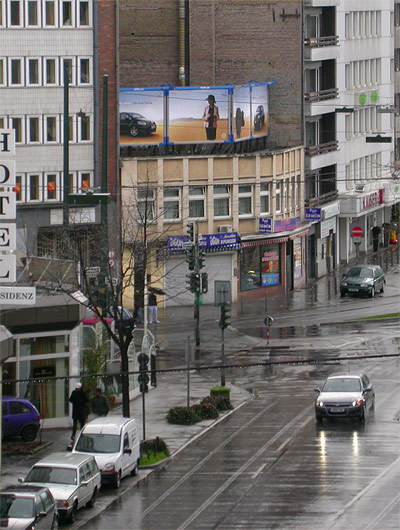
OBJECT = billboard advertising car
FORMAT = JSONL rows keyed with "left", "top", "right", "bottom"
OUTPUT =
{"left": 120, "top": 88, "right": 164, "bottom": 145}
{"left": 119, "top": 82, "right": 275, "bottom": 146}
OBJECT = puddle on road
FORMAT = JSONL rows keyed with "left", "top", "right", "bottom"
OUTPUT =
{"left": 247, "top": 321, "right": 372, "bottom": 339}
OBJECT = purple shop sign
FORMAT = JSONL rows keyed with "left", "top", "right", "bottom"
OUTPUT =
{"left": 259, "top": 218, "right": 273, "bottom": 233}
{"left": 168, "top": 232, "right": 239, "bottom": 251}
{"left": 305, "top": 208, "right": 321, "bottom": 222}
{"left": 274, "top": 216, "right": 301, "bottom": 233}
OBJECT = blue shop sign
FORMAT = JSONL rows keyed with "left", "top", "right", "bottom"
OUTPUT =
{"left": 168, "top": 232, "right": 239, "bottom": 251}
{"left": 305, "top": 208, "right": 321, "bottom": 222}
{"left": 259, "top": 218, "right": 273, "bottom": 233}
{"left": 274, "top": 216, "right": 301, "bottom": 233}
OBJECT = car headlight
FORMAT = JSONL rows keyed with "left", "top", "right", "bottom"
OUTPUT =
{"left": 341, "top": 282, "right": 348, "bottom": 287}
{"left": 361, "top": 283, "right": 370, "bottom": 287}
{"left": 316, "top": 399, "right": 324, "bottom": 407}
{"left": 137, "top": 121, "right": 147, "bottom": 125}
{"left": 57, "top": 499, "right": 70, "bottom": 508}
{"left": 103, "top": 462, "right": 116, "bottom": 471}
{"left": 352, "top": 398, "right": 363, "bottom": 407}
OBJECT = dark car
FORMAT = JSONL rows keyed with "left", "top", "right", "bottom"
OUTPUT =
{"left": 253, "top": 105, "right": 265, "bottom": 132}
{"left": 120, "top": 112, "right": 156, "bottom": 137}
{"left": 2, "top": 396, "right": 40, "bottom": 442}
{"left": 340, "top": 264, "right": 385, "bottom": 298}
{"left": 315, "top": 374, "right": 375, "bottom": 423}
{"left": 0, "top": 485, "right": 58, "bottom": 530}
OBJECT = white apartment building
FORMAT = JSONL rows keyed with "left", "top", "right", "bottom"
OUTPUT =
{"left": 304, "top": 0, "right": 396, "bottom": 269}
{"left": 0, "top": 0, "right": 95, "bottom": 259}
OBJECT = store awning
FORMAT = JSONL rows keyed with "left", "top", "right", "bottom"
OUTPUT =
{"left": 0, "top": 325, "right": 13, "bottom": 364}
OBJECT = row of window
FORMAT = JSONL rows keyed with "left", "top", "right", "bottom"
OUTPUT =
{"left": 344, "top": 107, "right": 381, "bottom": 139}
{"left": 0, "top": 0, "right": 90, "bottom": 28}
{"left": 345, "top": 153, "right": 382, "bottom": 190}
{"left": 344, "top": 11, "right": 382, "bottom": 40}
{"left": 136, "top": 180, "right": 300, "bottom": 223}
{"left": 344, "top": 59, "right": 382, "bottom": 91}
{"left": 14, "top": 171, "right": 92, "bottom": 202}
{"left": 0, "top": 56, "right": 91, "bottom": 87}
{"left": 0, "top": 114, "right": 91, "bottom": 144}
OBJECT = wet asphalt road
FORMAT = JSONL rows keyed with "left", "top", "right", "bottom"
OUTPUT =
{"left": 77, "top": 343, "right": 400, "bottom": 529}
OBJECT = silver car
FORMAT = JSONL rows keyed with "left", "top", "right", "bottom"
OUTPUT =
{"left": 315, "top": 374, "right": 375, "bottom": 423}
{"left": 21, "top": 453, "right": 101, "bottom": 524}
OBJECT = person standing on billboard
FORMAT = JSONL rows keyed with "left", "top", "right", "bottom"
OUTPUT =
{"left": 203, "top": 94, "right": 220, "bottom": 140}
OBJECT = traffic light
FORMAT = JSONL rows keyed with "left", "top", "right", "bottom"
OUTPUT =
{"left": 201, "top": 273, "right": 208, "bottom": 293}
{"left": 187, "top": 222, "right": 195, "bottom": 242}
{"left": 150, "top": 353, "right": 157, "bottom": 387}
{"left": 138, "top": 353, "right": 149, "bottom": 393}
{"left": 219, "top": 303, "right": 231, "bottom": 329}
{"left": 186, "top": 272, "right": 200, "bottom": 293}
{"left": 198, "top": 249, "right": 205, "bottom": 269}
{"left": 186, "top": 245, "right": 196, "bottom": 270}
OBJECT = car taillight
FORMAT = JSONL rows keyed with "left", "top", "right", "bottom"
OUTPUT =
{"left": 38, "top": 415, "right": 41, "bottom": 422}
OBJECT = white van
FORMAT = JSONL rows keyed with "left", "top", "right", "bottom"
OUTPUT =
{"left": 71, "top": 416, "right": 140, "bottom": 489}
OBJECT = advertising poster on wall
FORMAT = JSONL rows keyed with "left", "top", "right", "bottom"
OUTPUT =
{"left": 261, "top": 245, "right": 280, "bottom": 286}
{"left": 293, "top": 238, "right": 302, "bottom": 280}
{"left": 120, "top": 89, "right": 164, "bottom": 145}
{"left": 168, "top": 88, "right": 230, "bottom": 143}
{"left": 252, "top": 84, "right": 269, "bottom": 137}
{"left": 232, "top": 85, "right": 251, "bottom": 140}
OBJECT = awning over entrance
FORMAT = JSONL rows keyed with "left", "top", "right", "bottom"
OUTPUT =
{"left": 0, "top": 325, "right": 13, "bottom": 364}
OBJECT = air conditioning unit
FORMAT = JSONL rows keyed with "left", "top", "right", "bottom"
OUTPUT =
{"left": 218, "top": 225, "right": 233, "bottom": 233}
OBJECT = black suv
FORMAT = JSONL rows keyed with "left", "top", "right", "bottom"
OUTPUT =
{"left": 120, "top": 112, "right": 156, "bottom": 137}
{"left": 340, "top": 264, "right": 385, "bottom": 298}
{"left": 0, "top": 485, "right": 58, "bottom": 530}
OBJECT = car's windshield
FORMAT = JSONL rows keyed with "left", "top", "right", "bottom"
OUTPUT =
{"left": 322, "top": 378, "right": 361, "bottom": 393}
{"left": 347, "top": 268, "right": 373, "bottom": 279}
{"left": 0, "top": 495, "right": 34, "bottom": 518}
{"left": 26, "top": 466, "right": 77, "bottom": 485}
{"left": 75, "top": 433, "right": 120, "bottom": 454}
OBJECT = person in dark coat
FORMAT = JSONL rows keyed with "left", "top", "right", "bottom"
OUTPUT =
{"left": 91, "top": 388, "right": 110, "bottom": 418}
{"left": 69, "top": 382, "right": 89, "bottom": 441}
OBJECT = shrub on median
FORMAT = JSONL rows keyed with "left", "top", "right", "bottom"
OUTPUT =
{"left": 167, "top": 406, "right": 201, "bottom": 425}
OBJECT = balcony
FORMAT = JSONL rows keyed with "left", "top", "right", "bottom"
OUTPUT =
{"left": 305, "top": 141, "right": 338, "bottom": 157}
{"left": 304, "top": 1, "right": 339, "bottom": 6}
{"left": 304, "top": 36, "right": 340, "bottom": 61}
{"left": 304, "top": 36, "right": 338, "bottom": 48}
{"left": 305, "top": 88, "right": 338, "bottom": 103}
{"left": 305, "top": 190, "right": 338, "bottom": 208}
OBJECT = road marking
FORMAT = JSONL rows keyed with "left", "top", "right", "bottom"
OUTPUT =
{"left": 276, "top": 437, "right": 291, "bottom": 452}
{"left": 251, "top": 463, "right": 267, "bottom": 479}
{"left": 365, "top": 492, "right": 400, "bottom": 530}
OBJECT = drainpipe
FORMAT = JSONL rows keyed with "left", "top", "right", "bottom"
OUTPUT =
{"left": 178, "top": 0, "right": 186, "bottom": 86}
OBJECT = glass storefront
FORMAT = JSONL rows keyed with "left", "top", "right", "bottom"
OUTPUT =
{"left": 240, "top": 244, "right": 281, "bottom": 290}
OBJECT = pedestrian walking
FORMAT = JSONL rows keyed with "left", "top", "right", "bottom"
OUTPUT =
{"left": 91, "top": 388, "right": 110, "bottom": 418}
{"left": 148, "top": 292, "right": 160, "bottom": 323}
{"left": 69, "top": 382, "right": 89, "bottom": 441}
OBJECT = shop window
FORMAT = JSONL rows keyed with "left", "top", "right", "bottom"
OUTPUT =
{"left": 137, "top": 188, "right": 155, "bottom": 223}
{"left": 238, "top": 184, "right": 253, "bottom": 217}
{"left": 213, "top": 185, "right": 231, "bottom": 218}
{"left": 260, "top": 182, "right": 271, "bottom": 215}
{"left": 163, "top": 188, "right": 181, "bottom": 221}
{"left": 240, "top": 247, "right": 261, "bottom": 291}
{"left": 188, "top": 186, "right": 205, "bottom": 219}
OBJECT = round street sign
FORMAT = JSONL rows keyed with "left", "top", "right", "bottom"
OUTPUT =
{"left": 264, "top": 316, "right": 274, "bottom": 327}
{"left": 351, "top": 226, "right": 363, "bottom": 238}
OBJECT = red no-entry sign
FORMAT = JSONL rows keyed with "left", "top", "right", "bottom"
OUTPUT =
{"left": 351, "top": 226, "right": 363, "bottom": 238}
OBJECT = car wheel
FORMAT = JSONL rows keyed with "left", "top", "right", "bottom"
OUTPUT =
{"left": 114, "top": 470, "right": 121, "bottom": 489}
{"left": 340, "top": 290, "right": 346, "bottom": 298}
{"left": 129, "top": 125, "right": 139, "bottom": 137}
{"left": 67, "top": 502, "right": 78, "bottom": 524}
{"left": 315, "top": 415, "right": 323, "bottom": 424}
{"left": 86, "top": 487, "right": 97, "bottom": 509}
{"left": 380, "top": 284, "right": 384, "bottom": 293}
{"left": 130, "top": 460, "right": 139, "bottom": 477}
{"left": 369, "top": 286, "right": 375, "bottom": 298}
{"left": 358, "top": 407, "right": 365, "bottom": 423}
{"left": 52, "top": 514, "right": 59, "bottom": 530}
{"left": 21, "top": 425, "right": 38, "bottom": 442}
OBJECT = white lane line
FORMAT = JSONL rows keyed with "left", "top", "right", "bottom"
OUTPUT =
{"left": 251, "top": 463, "right": 267, "bottom": 479}
{"left": 276, "top": 437, "right": 291, "bottom": 453}
{"left": 365, "top": 492, "right": 400, "bottom": 530}
{"left": 329, "top": 456, "right": 400, "bottom": 528}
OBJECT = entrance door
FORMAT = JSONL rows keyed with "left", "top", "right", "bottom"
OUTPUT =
{"left": 307, "top": 234, "right": 316, "bottom": 279}
{"left": 214, "top": 281, "right": 231, "bottom": 306}
{"left": 286, "top": 241, "right": 293, "bottom": 291}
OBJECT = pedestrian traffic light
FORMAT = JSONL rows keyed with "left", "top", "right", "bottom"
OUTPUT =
{"left": 187, "top": 222, "right": 195, "bottom": 242}
{"left": 219, "top": 303, "right": 231, "bottom": 329}
{"left": 138, "top": 353, "right": 149, "bottom": 393}
{"left": 201, "top": 272, "right": 208, "bottom": 293}
{"left": 198, "top": 249, "right": 205, "bottom": 269}
{"left": 186, "top": 245, "right": 196, "bottom": 270}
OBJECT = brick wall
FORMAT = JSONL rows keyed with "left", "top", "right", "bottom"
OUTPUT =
{"left": 98, "top": 0, "right": 119, "bottom": 195}
{"left": 119, "top": 0, "right": 303, "bottom": 147}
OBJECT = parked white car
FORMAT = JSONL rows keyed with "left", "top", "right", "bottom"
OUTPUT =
{"left": 20, "top": 452, "right": 101, "bottom": 523}
{"left": 71, "top": 416, "right": 141, "bottom": 489}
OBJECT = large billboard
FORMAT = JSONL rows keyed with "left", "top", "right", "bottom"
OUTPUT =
{"left": 119, "top": 82, "right": 275, "bottom": 146}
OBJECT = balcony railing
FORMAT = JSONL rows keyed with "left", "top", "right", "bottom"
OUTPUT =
{"left": 305, "top": 141, "right": 338, "bottom": 157}
{"left": 305, "top": 190, "right": 338, "bottom": 207}
{"left": 304, "top": 35, "right": 338, "bottom": 48}
{"left": 305, "top": 88, "right": 338, "bottom": 102}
